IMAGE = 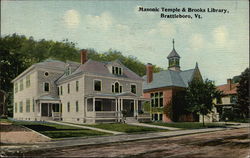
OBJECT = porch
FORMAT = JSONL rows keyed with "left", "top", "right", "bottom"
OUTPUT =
{"left": 85, "top": 93, "right": 150, "bottom": 123}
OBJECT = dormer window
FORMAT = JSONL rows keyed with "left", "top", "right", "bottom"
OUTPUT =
{"left": 112, "top": 66, "right": 122, "bottom": 75}
{"left": 65, "top": 66, "right": 71, "bottom": 76}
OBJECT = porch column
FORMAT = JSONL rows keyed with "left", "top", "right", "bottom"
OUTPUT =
{"left": 39, "top": 103, "right": 41, "bottom": 116}
{"left": 84, "top": 98, "right": 87, "bottom": 117}
{"left": 121, "top": 99, "right": 123, "bottom": 111}
{"left": 93, "top": 97, "right": 95, "bottom": 112}
{"left": 47, "top": 103, "right": 50, "bottom": 116}
{"left": 134, "top": 100, "right": 136, "bottom": 117}
{"left": 115, "top": 99, "right": 118, "bottom": 117}
{"left": 136, "top": 100, "right": 138, "bottom": 116}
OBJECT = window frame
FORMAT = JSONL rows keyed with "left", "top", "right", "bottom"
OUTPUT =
{"left": 26, "top": 99, "right": 30, "bottom": 113}
{"left": 26, "top": 75, "right": 31, "bottom": 88}
{"left": 76, "top": 81, "right": 79, "bottom": 92}
{"left": 20, "top": 79, "right": 24, "bottom": 91}
{"left": 44, "top": 82, "right": 50, "bottom": 92}
{"left": 130, "top": 84, "right": 137, "bottom": 94}
{"left": 67, "top": 102, "right": 70, "bottom": 112}
{"left": 67, "top": 83, "right": 70, "bottom": 94}
{"left": 19, "top": 101, "right": 23, "bottom": 113}
{"left": 76, "top": 101, "right": 79, "bottom": 112}
{"left": 93, "top": 79, "right": 102, "bottom": 91}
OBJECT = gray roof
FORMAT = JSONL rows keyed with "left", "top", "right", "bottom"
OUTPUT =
{"left": 167, "top": 48, "right": 180, "bottom": 59}
{"left": 143, "top": 69, "right": 195, "bottom": 91}
{"left": 35, "top": 59, "right": 66, "bottom": 69}
{"left": 57, "top": 59, "right": 143, "bottom": 83}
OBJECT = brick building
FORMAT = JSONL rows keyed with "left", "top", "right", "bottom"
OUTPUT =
{"left": 143, "top": 40, "right": 202, "bottom": 122}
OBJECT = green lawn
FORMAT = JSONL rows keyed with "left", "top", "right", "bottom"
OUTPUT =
{"left": 83, "top": 123, "right": 167, "bottom": 133}
{"left": 0, "top": 118, "right": 12, "bottom": 123}
{"left": 10, "top": 120, "right": 110, "bottom": 138}
{"left": 147, "top": 122, "right": 227, "bottom": 129}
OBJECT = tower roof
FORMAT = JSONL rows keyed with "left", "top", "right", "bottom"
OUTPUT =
{"left": 167, "top": 39, "right": 180, "bottom": 59}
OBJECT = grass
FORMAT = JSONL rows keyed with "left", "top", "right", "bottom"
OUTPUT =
{"left": 6, "top": 119, "right": 110, "bottom": 138}
{"left": 0, "top": 118, "right": 12, "bottom": 123}
{"left": 147, "top": 122, "right": 227, "bottom": 129}
{"left": 83, "top": 123, "right": 168, "bottom": 133}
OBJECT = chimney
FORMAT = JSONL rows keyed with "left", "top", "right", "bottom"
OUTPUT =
{"left": 80, "top": 49, "right": 88, "bottom": 64}
{"left": 146, "top": 63, "right": 153, "bottom": 83}
{"left": 227, "top": 78, "right": 232, "bottom": 90}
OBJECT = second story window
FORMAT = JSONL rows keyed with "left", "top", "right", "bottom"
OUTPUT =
{"left": 14, "top": 83, "right": 18, "bottom": 93}
{"left": 76, "top": 81, "right": 79, "bottom": 92}
{"left": 230, "top": 96, "right": 237, "bottom": 104}
{"left": 60, "top": 86, "right": 63, "bottom": 95}
{"left": 112, "top": 82, "right": 122, "bottom": 93}
{"left": 26, "top": 75, "right": 31, "bottom": 88}
{"left": 14, "top": 103, "right": 17, "bottom": 113}
{"left": 94, "top": 80, "right": 101, "bottom": 91}
{"left": 20, "top": 79, "right": 23, "bottom": 91}
{"left": 44, "top": 82, "right": 50, "bottom": 92}
{"left": 150, "top": 92, "right": 163, "bottom": 107}
{"left": 131, "top": 84, "right": 137, "bottom": 94}
{"left": 68, "top": 83, "right": 70, "bottom": 93}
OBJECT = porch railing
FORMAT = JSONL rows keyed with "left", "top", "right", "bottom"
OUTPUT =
{"left": 86, "top": 111, "right": 118, "bottom": 118}
{"left": 52, "top": 112, "right": 62, "bottom": 118}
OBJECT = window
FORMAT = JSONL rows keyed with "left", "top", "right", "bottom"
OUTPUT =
{"left": 57, "top": 87, "right": 60, "bottom": 95}
{"left": 32, "top": 98, "right": 35, "bottom": 112}
{"left": 14, "top": 103, "right": 17, "bottom": 113}
{"left": 65, "top": 67, "right": 71, "bottom": 76}
{"left": 44, "top": 82, "right": 50, "bottom": 92}
{"left": 67, "top": 83, "right": 70, "bottom": 93}
{"left": 150, "top": 92, "right": 163, "bottom": 107}
{"left": 14, "top": 83, "right": 18, "bottom": 93}
{"left": 94, "top": 80, "right": 101, "bottom": 91}
{"left": 230, "top": 96, "right": 237, "bottom": 104}
{"left": 19, "top": 101, "right": 23, "bottom": 113}
{"left": 112, "top": 66, "right": 122, "bottom": 75}
{"left": 76, "top": 101, "right": 79, "bottom": 112}
{"left": 26, "top": 75, "right": 30, "bottom": 88}
{"left": 67, "top": 102, "right": 70, "bottom": 112}
{"left": 26, "top": 99, "right": 30, "bottom": 113}
{"left": 60, "top": 86, "right": 63, "bottom": 95}
{"left": 159, "top": 114, "right": 163, "bottom": 121}
{"left": 154, "top": 114, "right": 158, "bottom": 121}
{"left": 112, "top": 82, "right": 122, "bottom": 93}
{"left": 20, "top": 79, "right": 23, "bottom": 91}
{"left": 216, "top": 98, "right": 222, "bottom": 104}
{"left": 131, "top": 84, "right": 136, "bottom": 94}
{"left": 76, "top": 81, "right": 79, "bottom": 92}
{"left": 44, "top": 72, "right": 49, "bottom": 77}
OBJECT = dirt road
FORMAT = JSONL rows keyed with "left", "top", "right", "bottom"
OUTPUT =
{"left": 14, "top": 128, "right": 250, "bottom": 157}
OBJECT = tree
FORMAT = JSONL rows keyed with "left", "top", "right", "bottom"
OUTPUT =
{"left": 236, "top": 68, "right": 249, "bottom": 119}
{"left": 185, "top": 79, "right": 222, "bottom": 126}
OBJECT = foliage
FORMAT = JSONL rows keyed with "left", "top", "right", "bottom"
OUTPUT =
{"left": 163, "top": 101, "right": 172, "bottom": 120}
{"left": 171, "top": 90, "right": 189, "bottom": 121}
{"left": 185, "top": 79, "right": 223, "bottom": 126}
{"left": 0, "top": 34, "right": 163, "bottom": 117}
{"left": 143, "top": 101, "right": 151, "bottom": 112}
{"left": 236, "top": 68, "right": 250, "bottom": 119}
{"left": 85, "top": 123, "right": 167, "bottom": 133}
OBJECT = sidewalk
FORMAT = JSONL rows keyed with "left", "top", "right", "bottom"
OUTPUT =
{"left": 47, "top": 121, "right": 124, "bottom": 135}
{"left": 1, "top": 123, "right": 248, "bottom": 155}
{"left": 128, "top": 123, "right": 180, "bottom": 130}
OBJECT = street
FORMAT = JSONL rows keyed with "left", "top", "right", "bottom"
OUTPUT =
{"left": 23, "top": 128, "right": 249, "bottom": 158}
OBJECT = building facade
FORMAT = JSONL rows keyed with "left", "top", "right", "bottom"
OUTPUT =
{"left": 12, "top": 50, "right": 150, "bottom": 123}
{"left": 143, "top": 40, "right": 203, "bottom": 122}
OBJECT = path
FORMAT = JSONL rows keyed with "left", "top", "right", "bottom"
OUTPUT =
{"left": 47, "top": 121, "right": 124, "bottom": 135}
{"left": 128, "top": 122, "right": 180, "bottom": 130}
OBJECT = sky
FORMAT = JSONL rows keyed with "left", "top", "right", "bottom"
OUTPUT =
{"left": 1, "top": 0, "right": 249, "bottom": 85}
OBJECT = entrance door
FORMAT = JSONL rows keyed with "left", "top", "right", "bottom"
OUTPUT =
{"left": 123, "top": 100, "right": 134, "bottom": 117}
{"left": 41, "top": 103, "right": 48, "bottom": 116}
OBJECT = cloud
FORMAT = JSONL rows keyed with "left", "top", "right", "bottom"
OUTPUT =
{"left": 189, "top": 33, "right": 204, "bottom": 51}
{"left": 85, "top": 12, "right": 113, "bottom": 30}
{"left": 148, "top": 21, "right": 176, "bottom": 37}
{"left": 212, "top": 26, "right": 229, "bottom": 45}
{"left": 63, "top": 9, "right": 80, "bottom": 29}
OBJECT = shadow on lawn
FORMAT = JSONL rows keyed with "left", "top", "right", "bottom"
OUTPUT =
{"left": 23, "top": 125, "right": 83, "bottom": 131}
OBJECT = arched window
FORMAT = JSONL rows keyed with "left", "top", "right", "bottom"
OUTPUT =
{"left": 112, "top": 82, "right": 122, "bottom": 93}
